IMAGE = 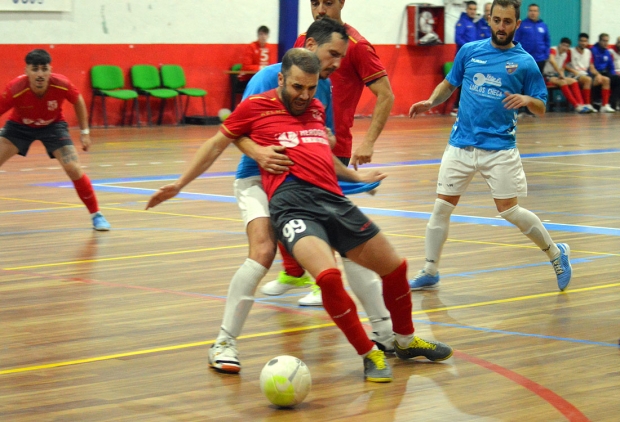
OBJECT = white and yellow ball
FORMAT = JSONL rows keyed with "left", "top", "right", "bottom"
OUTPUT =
{"left": 259, "top": 355, "right": 311, "bottom": 407}
{"left": 218, "top": 108, "right": 231, "bottom": 122}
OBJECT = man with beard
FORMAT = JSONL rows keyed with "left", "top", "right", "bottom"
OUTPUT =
{"left": 407, "top": 0, "right": 572, "bottom": 292}
{"left": 147, "top": 48, "right": 454, "bottom": 383}
{"left": 267, "top": 0, "right": 395, "bottom": 307}
{"left": 0, "top": 49, "right": 110, "bottom": 231}
{"left": 198, "top": 18, "right": 395, "bottom": 374}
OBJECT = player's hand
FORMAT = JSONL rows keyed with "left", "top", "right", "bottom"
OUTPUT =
{"left": 146, "top": 183, "right": 181, "bottom": 209}
{"left": 351, "top": 142, "right": 374, "bottom": 170}
{"left": 502, "top": 92, "right": 530, "bottom": 109}
{"left": 255, "top": 145, "right": 293, "bottom": 174}
{"left": 409, "top": 100, "right": 433, "bottom": 118}
{"left": 359, "top": 169, "right": 387, "bottom": 184}
{"left": 80, "top": 133, "right": 91, "bottom": 152}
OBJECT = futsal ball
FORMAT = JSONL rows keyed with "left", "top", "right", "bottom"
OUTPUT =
{"left": 259, "top": 355, "right": 311, "bottom": 407}
{"left": 218, "top": 108, "right": 231, "bottom": 122}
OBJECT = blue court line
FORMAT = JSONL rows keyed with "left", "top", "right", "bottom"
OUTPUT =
{"left": 416, "top": 319, "right": 619, "bottom": 349}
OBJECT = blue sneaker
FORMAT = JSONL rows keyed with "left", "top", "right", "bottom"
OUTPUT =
{"left": 92, "top": 212, "right": 111, "bottom": 231}
{"left": 551, "top": 243, "right": 572, "bottom": 291}
{"left": 409, "top": 270, "right": 440, "bottom": 290}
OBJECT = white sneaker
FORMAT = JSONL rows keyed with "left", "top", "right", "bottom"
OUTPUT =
{"left": 600, "top": 104, "right": 616, "bottom": 113}
{"left": 298, "top": 283, "right": 323, "bottom": 306}
{"left": 586, "top": 104, "right": 598, "bottom": 112}
{"left": 260, "top": 271, "right": 312, "bottom": 296}
{"left": 208, "top": 338, "right": 240, "bottom": 373}
{"left": 575, "top": 105, "right": 592, "bottom": 114}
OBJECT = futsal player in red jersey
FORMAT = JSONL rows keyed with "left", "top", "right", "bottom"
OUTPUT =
{"left": 147, "top": 49, "right": 452, "bottom": 383}
{"left": 267, "top": 0, "right": 396, "bottom": 305}
{"left": 0, "top": 49, "right": 110, "bottom": 230}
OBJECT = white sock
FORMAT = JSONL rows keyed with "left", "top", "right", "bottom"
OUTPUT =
{"left": 423, "top": 199, "right": 455, "bottom": 275}
{"left": 395, "top": 334, "right": 415, "bottom": 347}
{"left": 219, "top": 258, "right": 269, "bottom": 340}
{"left": 361, "top": 344, "right": 379, "bottom": 358}
{"left": 342, "top": 258, "right": 392, "bottom": 341}
{"left": 500, "top": 205, "right": 560, "bottom": 259}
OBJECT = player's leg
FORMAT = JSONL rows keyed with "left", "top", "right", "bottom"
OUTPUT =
{"left": 566, "top": 78, "right": 587, "bottom": 107}
{"left": 411, "top": 145, "right": 475, "bottom": 290}
{"left": 260, "top": 242, "right": 312, "bottom": 296}
{"left": 209, "top": 178, "right": 275, "bottom": 373}
{"left": 0, "top": 137, "right": 20, "bottom": 167}
{"left": 481, "top": 148, "right": 572, "bottom": 291}
{"left": 46, "top": 123, "right": 109, "bottom": 230}
{"left": 344, "top": 230, "right": 453, "bottom": 362}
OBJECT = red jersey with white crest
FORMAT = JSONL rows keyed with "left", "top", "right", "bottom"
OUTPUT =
{"left": 220, "top": 88, "right": 341, "bottom": 199}
{"left": 0, "top": 73, "right": 80, "bottom": 127}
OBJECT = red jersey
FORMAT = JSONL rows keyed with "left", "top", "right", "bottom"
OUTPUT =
{"left": 220, "top": 89, "right": 341, "bottom": 199}
{"left": 0, "top": 73, "right": 80, "bottom": 128}
{"left": 294, "top": 24, "right": 388, "bottom": 157}
{"left": 240, "top": 41, "right": 276, "bottom": 82}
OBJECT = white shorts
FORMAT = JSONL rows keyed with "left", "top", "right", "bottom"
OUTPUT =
{"left": 436, "top": 145, "right": 527, "bottom": 199}
{"left": 234, "top": 176, "right": 270, "bottom": 227}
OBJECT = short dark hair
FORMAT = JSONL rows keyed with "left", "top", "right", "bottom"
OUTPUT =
{"left": 25, "top": 49, "right": 51, "bottom": 66}
{"left": 560, "top": 37, "right": 571, "bottom": 45}
{"left": 281, "top": 48, "right": 321, "bottom": 78}
{"left": 491, "top": 0, "right": 521, "bottom": 21}
{"left": 258, "top": 25, "right": 269, "bottom": 35}
{"left": 528, "top": 3, "right": 539, "bottom": 9}
{"left": 305, "top": 16, "right": 348, "bottom": 47}
{"left": 465, "top": 1, "right": 477, "bottom": 7}
{"left": 578, "top": 33, "right": 589, "bottom": 40}
{"left": 599, "top": 33, "right": 609, "bottom": 41}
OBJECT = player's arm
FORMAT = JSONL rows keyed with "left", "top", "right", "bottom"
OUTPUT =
{"left": 351, "top": 76, "right": 394, "bottom": 170}
{"left": 234, "top": 136, "right": 294, "bottom": 175}
{"left": 146, "top": 132, "right": 236, "bottom": 209}
{"left": 502, "top": 92, "right": 545, "bottom": 116}
{"left": 409, "top": 79, "right": 457, "bottom": 118}
{"left": 332, "top": 156, "right": 386, "bottom": 184}
{"left": 548, "top": 52, "right": 564, "bottom": 78}
{"left": 73, "top": 94, "right": 91, "bottom": 152}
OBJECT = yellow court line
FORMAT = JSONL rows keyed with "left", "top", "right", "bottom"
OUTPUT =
{"left": 0, "top": 205, "right": 83, "bottom": 214}
{"left": 2, "top": 282, "right": 620, "bottom": 376}
{"left": 2, "top": 244, "right": 248, "bottom": 271}
{"left": 0, "top": 196, "right": 80, "bottom": 207}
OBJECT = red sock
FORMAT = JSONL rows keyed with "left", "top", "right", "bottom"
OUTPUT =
{"left": 72, "top": 174, "right": 99, "bottom": 214}
{"left": 381, "top": 260, "right": 414, "bottom": 336}
{"left": 560, "top": 85, "right": 578, "bottom": 106}
{"left": 602, "top": 88, "right": 611, "bottom": 105}
{"left": 569, "top": 83, "right": 584, "bottom": 104}
{"left": 583, "top": 88, "right": 591, "bottom": 104}
{"left": 278, "top": 242, "right": 305, "bottom": 277}
{"left": 316, "top": 268, "right": 374, "bottom": 355}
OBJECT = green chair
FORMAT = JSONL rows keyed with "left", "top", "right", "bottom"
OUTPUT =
{"left": 160, "top": 64, "right": 207, "bottom": 123}
{"left": 89, "top": 65, "right": 139, "bottom": 128}
{"left": 442, "top": 61, "right": 455, "bottom": 115}
{"left": 130, "top": 64, "right": 179, "bottom": 126}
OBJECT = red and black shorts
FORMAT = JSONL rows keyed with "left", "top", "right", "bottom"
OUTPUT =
{"left": 269, "top": 177, "right": 380, "bottom": 258}
{"left": 0, "top": 121, "right": 74, "bottom": 158}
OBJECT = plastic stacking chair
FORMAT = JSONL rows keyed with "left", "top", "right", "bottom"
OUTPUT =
{"left": 160, "top": 64, "right": 207, "bottom": 124}
{"left": 89, "top": 65, "right": 139, "bottom": 128}
{"left": 130, "top": 64, "right": 179, "bottom": 126}
{"left": 442, "top": 61, "right": 455, "bottom": 115}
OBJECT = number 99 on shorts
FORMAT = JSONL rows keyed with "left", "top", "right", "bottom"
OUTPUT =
{"left": 283, "top": 219, "right": 307, "bottom": 243}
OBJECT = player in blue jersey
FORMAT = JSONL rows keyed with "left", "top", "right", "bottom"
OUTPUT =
{"left": 207, "top": 18, "right": 391, "bottom": 374}
{"left": 407, "top": 0, "right": 572, "bottom": 292}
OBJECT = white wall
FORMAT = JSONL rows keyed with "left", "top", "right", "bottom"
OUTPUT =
{"left": 0, "top": 0, "right": 280, "bottom": 44}
{"left": 296, "top": 0, "right": 474, "bottom": 45}
{"left": 583, "top": 0, "right": 620, "bottom": 41}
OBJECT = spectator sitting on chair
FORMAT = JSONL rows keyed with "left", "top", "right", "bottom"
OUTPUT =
{"left": 452, "top": 1, "right": 479, "bottom": 116}
{"left": 240, "top": 25, "right": 276, "bottom": 82}
{"left": 565, "top": 33, "right": 614, "bottom": 113}
{"left": 591, "top": 33, "right": 620, "bottom": 111}
{"left": 543, "top": 37, "right": 594, "bottom": 113}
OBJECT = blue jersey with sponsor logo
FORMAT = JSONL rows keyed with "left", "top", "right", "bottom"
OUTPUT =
{"left": 446, "top": 38, "right": 547, "bottom": 150}
{"left": 235, "top": 63, "right": 334, "bottom": 179}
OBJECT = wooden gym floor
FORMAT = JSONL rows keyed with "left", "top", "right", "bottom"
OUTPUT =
{"left": 1, "top": 114, "right": 619, "bottom": 421}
